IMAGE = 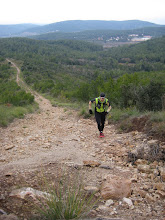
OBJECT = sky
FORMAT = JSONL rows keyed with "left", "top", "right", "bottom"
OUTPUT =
{"left": 1, "top": 0, "right": 165, "bottom": 25}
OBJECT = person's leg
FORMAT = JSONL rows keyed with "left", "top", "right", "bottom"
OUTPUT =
{"left": 100, "top": 112, "right": 106, "bottom": 132}
{"left": 95, "top": 111, "right": 102, "bottom": 131}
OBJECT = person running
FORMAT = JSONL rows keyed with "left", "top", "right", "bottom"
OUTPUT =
{"left": 89, "top": 92, "right": 111, "bottom": 137}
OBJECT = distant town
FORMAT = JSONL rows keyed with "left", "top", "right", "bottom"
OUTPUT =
{"left": 98, "top": 34, "right": 152, "bottom": 42}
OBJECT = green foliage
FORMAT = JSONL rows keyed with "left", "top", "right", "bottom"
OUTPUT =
{"left": 0, "top": 37, "right": 165, "bottom": 112}
{"left": 136, "top": 81, "right": 165, "bottom": 111}
{"left": 30, "top": 26, "right": 165, "bottom": 41}
{"left": 0, "top": 80, "right": 34, "bottom": 106}
{"left": 0, "top": 104, "right": 38, "bottom": 127}
{"left": 36, "top": 173, "right": 98, "bottom": 220}
{"left": 0, "top": 61, "right": 34, "bottom": 106}
{"left": 149, "top": 111, "right": 165, "bottom": 123}
{"left": 109, "top": 107, "right": 141, "bottom": 122}
{"left": 0, "top": 61, "right": 36, "bottom": 126}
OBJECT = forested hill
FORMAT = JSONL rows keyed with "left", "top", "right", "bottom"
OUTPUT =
{"left": 0, "top": 36, "right": 165, "bottom": 110}
{"left": 30, "top": 26, "right": 165, "bottom": 42}
{"left": 102, "top": 35, "right": 165, "bottom": 68}
{"left": 0, "top": 36, "right": 165, "bottom": 76}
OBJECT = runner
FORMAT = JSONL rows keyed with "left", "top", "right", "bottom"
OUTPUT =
{"left": 89, "top": 92, "right": 111, "bottom": 137}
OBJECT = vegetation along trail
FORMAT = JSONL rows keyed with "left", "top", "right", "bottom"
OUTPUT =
{"left": 0, "top": 60, "right": 164, "bottom": 219}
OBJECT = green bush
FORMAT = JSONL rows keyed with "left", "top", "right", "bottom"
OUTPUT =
{"left": 136, "top": 81, "right": 164, "bottom": 111}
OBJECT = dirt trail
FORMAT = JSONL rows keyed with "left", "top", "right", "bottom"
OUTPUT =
{"left": 0, "top": 61, "right": 141, "bottom": 172}
{"left": 0, "top": 61, "right": 164, "bottom": 219}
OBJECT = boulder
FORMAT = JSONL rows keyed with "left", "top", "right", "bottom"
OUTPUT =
{"left": 100, "top": 174, "right": 131, "bottom": 200}
{"left": 9, "top": 187, "right": 51, "bottom": 200}
{"left": 123, "top": 197, "right": 133, "bottom": 207}
{"left": 105, "top": 199, "right": 114, "bottom": 207}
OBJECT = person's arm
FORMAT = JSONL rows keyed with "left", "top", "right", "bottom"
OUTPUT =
{"left": 106, "top": 101, "right": 111, "bottom": 113}
{"left": 89, "top": 101, "right": 92, "bottom": 110}
{"left": 89, "top": 99, "right": 95, "bottom": 114}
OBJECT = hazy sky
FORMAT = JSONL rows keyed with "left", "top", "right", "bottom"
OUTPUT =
{"left": 1, "top": 0, "right": 165, "bottom": 25}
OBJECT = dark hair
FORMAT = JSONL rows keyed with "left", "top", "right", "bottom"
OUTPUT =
{"left": 100, "top": 92, "right": 105, "bottom": 97}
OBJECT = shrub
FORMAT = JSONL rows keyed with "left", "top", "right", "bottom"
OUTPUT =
{"left": 36, "top": 173, "right": 98, "bottom": 220}
{"left": 136, "top": 81, "right": 164, "bottom": 111}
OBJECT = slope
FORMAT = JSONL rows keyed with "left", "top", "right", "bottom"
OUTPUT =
{"left": 0, "top": 24, "right": 40, "bottom": 37}
{"left": 0, "top": 60, "right": 164, "bottom": 220}
{"left": 30, "top": 26, "right": 165, "bottom": 41}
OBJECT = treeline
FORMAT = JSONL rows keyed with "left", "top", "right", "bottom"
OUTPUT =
{"left": 74, "top": 72, "right": 165, "bottom": 111}
{"left": 31, "top": 70, "right": 165, "bottom": 111}
{"left": 0, "top": 61, "right": 34, "bottom": 106}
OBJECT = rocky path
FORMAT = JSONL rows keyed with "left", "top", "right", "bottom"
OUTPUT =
{"left": 0, "top": 61, "right": 164, "bottom": 220}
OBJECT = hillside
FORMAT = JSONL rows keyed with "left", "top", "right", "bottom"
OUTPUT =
{"left": 23, "top": 20, "right": 160, "bottom": 35}
{"left": 0, "top": 36, "right": 165, "bottom": 112}
{"left": 30, "top": 26, "right": 165, "bottom": 43}
{"left": 0, "top": 24, "right": 40, "bottom": 37}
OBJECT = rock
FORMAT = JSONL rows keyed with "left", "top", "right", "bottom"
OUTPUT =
{"left": 134, "top": 159, "right": 148, "bottom": 165}
{"left": 137, "top": 190, "right": 147, "bottom": 198}
{"left": 4, "top": 173, "right": 13, "bottom": 177}
{"left": 83, "top": 160, "right": 101, "bottom": 167}
{"left": 159, "top": 167, "right": 165, "bottom": 182}
{"left": 96, "top": 205, "right": 109, "bottom": 213}
{"left": 147, "top": 140, "right": 159, "bottom": 145}
{"left": 0, "top": 209, "right": 7, "bottom": 215}
{"left": 150, "top": 161, "right": 158, "bottom": 169}
{"left": 137, "top": 164, "right": 151, "bottom": 174}
{"left": 153, "top": 183, "right": 165, "bottom": 191}
{"left": 87, "top": 209, "right": 97, "bottom": 218}
{"left": 100, "top": 174, "right": 132, "bottom": 200}
{"left": 145, "top": 193, "right": 155, "bottom": 202}
{"left": 130, "top": 174, "right": 138, "bottom": 182}
{"left": 123, "top": 197, "right": 133, "bottom": 207}
{"left": 155, "top": 190, "right": 165, "bottom": 198}
{"left": 99, "top": 165, "right": 112, "bottom": 169}
{"left": 142, "top": 184, "right": 151, "bottom": 191}
{"left": 0, "top": 214, "right": 18, "bottom": 220}
{"left": 84, "top": 186, "right": 99, "bottom": 194}
{"left": 9, "top": 187, "right": 51, "bottom": 200}
{"left": 152, "top": 169, "right": 159, "bottom": 177}
{"left": 0, "top": 157, "right": 6, "bottom": 162}
{"left": 5, "top": 145, "right": 15, "bottom": 150}
{"left": 105, "top": 199, "right": 114, "bottom": 207}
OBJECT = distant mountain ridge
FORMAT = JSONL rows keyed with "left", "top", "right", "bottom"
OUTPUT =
{"left": 0, "top": 24, "right": 40, "bottom": 37}
{"left": 0, "top": 20, "right": 164, "bottom": 38}
{"left": 24, "top": 20, "right": 161, "bottom": 34}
